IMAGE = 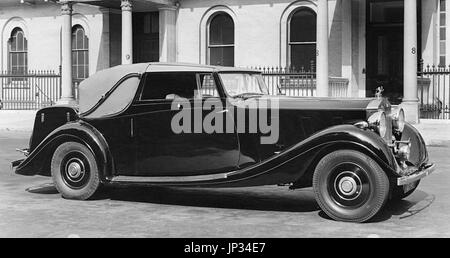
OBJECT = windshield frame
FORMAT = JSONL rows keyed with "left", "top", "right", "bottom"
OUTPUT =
{"left": 218, "top": 71, "right": 269, "bottom": 98}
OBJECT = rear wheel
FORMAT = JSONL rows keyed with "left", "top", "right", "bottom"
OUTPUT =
{"left": 51, "top": 142, "right": 101, "bottom": 200}
{"left": 313, "top": 150, "right": 390, "bottom": 223}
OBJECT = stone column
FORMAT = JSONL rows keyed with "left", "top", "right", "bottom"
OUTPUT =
{"left": 341, "top": 0, "right": 352, "bottom": 97}
{"left": 159, "top": 6, "right": 177, "bottom": 63}
{"left": 316, "top": 0, "right": 329, "bottom": 97}
{"left": 98, "top": 7, "right": 111, "bottom": 70}
{"left": 401, "top": 0, "right": 419, "bottom": 123}
{"left": 58, "top": 1, "right": 76, "bottom": 105}
{"left": 121, "top": 0, "right": 133, "bottom": 65}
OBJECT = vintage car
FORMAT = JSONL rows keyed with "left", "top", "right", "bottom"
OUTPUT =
{"left": 12, "top": 63, "right": 435, "bottom": 223}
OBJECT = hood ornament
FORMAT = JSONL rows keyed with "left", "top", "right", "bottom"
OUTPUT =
{"left": 375, "top": 86, "right": 384, "bottom": 99}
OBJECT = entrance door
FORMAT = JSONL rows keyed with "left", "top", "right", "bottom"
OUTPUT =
{"left": 133, "top": 12, "right": 159, "bottom": 63}
{"left": 366, "top": 0, "right": 421, "bottom": 105}
{"left": 366, "top": 26, "right": 403, "bottom": 104}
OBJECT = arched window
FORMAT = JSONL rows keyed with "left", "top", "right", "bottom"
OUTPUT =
{"left": 72, "top": 25, "right": 89, "bottom": 80}
{"left": 208, "top": 13, "right": 234, "bottom": 67}
{"left": 8, "top": 27, "right": 28, "bottom": 74}
{"left": 289, "top": 8, "right": 316, "bottom": 71}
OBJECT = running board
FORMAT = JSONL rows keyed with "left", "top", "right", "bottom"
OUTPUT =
{"left": 111, "top": 173, "right": 228, "bottom": 183}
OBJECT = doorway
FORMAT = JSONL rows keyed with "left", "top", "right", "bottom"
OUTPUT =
{"left": 133, "top": 12, "right": 159, "bottom": 63}
{"left": 366, "top": 0, "right": 421, "bottom": 105}
{"left": 366, "top": 0, "right": 404, "bottom": 104}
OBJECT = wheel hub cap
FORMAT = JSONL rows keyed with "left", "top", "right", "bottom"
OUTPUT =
{"left": 68, "top": 162, "right": 82, "bottom": 178}
{"left": 328, "top": 163, "right": 371, "bottom": 209}
{"left": 65, "top": 158, "right": 85, "bottom": 183}
{"left": 338, "top": 176, "right": 357, "bottom": 196}
{"left": 332, "top": 169, "right": 364, "bottom": 202}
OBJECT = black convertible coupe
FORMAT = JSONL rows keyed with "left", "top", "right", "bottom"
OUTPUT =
{"left": 13, "top": 63, "right": 435, "bottom": 222}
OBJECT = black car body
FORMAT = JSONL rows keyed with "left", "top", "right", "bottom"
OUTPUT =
{"left": 13, "top": 63, "right": 435, "bottom": 222}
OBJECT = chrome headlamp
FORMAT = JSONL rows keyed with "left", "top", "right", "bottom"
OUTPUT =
{"left": 368, "top": 111, "right": 387, "bottom": 138}
{"left": 391, "top": 108, "right": 405, "bottom": 132}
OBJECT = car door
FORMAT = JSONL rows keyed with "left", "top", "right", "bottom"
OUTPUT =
{"left": 130, "top": 71, "right": 240, "bottom": 177}
{"left": 196, "top": 73, "right": 241, "bottom": 173}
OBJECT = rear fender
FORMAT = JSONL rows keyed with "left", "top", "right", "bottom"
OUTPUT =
{"left": 15, "top": 121, "right": 113, "bottom": 181}
{"left": 29, "top": 106, "right": 78, "bottom": 152}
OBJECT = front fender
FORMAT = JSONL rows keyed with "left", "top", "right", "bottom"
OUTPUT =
{"left": 15, "top": 120, "right": 113, "bottom": 181}
{"left": 223, "top": 124, "right": 399, "bottom": 187}
{"left": 295, "top": 124, "right": 400, "bottom": 177}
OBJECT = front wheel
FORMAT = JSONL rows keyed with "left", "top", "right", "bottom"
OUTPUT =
{"left": 313, "top": 150, "right": 390, "bottom": 223}
{"left": 51, "top": 142, "right": 101, "bottom": 200}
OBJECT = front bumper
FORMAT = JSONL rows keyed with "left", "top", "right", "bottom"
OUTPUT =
{"left": 397, "top": 164, "right": 435, "bottom": 186}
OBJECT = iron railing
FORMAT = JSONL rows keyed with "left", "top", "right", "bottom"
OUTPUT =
{"left": 0, "top": 70, "right": 61, "bottom": 110}
{"left": 418, "top": 64, "right": 450, "bottom": 119}
{"left": 0, "top": 66, "right": 352, "bottom": 110}
{"left": 259, "top": 66, "right": 349, "bottom": 97}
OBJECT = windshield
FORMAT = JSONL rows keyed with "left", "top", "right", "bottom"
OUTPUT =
{"left": 219, "top": 73, "right": 269, "bottom": 97}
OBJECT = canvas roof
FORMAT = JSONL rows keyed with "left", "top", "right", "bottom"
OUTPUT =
{"left": 78, "top": 62, "right": 259, "bottom": 117}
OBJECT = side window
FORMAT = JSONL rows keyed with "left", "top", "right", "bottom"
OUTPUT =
{"left": 198, "top": 73, "right": 220, "bottom": 98}
{"left": 141, "top": 72, "right": 198, "bottom": 100}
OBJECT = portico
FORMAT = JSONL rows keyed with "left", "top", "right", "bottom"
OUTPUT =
{"left": 315, "top": 0, "right": 420, "bottom": 122}
{"left": 363, "top": 0, "right": 421, "bottom": 123}
{"left": 56, "top": 0, "right": 178, "bottom": 105}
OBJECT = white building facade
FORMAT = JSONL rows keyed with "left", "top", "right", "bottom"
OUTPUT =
{"left": 0, "top": 0, "right": 447, "bottom": 122}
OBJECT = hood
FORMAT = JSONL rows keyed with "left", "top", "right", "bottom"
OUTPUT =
{"left": 235, "top": 96, "right": 391, "bottom": 113}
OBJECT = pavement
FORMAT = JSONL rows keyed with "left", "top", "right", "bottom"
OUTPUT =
{"left": 0, "top": 121, "right": 449, "bottom": 237}
{"left": 0, "top": 110, "right": 36, "bottom": 132}
{"left": 414, "top": 120, "right": 450, "bottom": 147}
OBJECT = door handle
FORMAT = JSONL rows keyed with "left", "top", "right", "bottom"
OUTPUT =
{"left": 130, "top": 118, "right": 134, "bottom": 138}
{"left": 216, "top": 109, "right": 229, "bottom": 114}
